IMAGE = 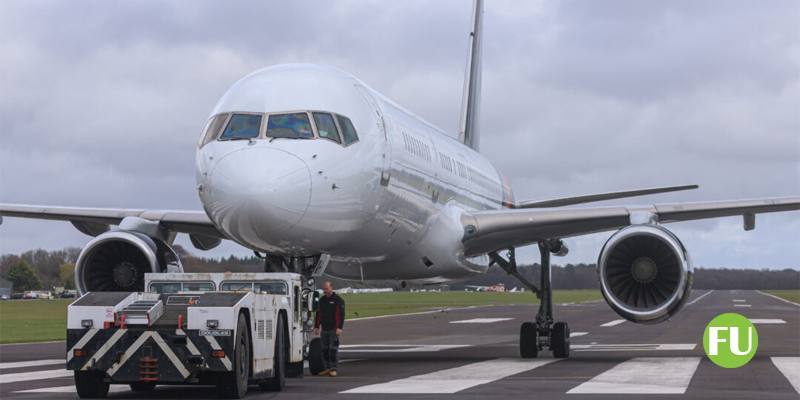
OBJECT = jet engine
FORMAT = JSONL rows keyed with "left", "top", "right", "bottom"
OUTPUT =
{"left": 597, "top": 224, "right": 692, "bottom": 324}
{"left": 75, "top": 231, "right": 182, "bottom": 294}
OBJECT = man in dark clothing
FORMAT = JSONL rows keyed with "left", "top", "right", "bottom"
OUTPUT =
{"left": 314, "top": 281, "right": 345, "bottom": 376}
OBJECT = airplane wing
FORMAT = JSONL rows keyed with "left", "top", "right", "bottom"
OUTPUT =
{"left": 461, "top": 197, "right": 800, "bottom": 256}
{"left": 0, "top": 204, "right": 223, "bottom": 239}
{"left": 514, "top": 184, "right": 699, "bottom": 208}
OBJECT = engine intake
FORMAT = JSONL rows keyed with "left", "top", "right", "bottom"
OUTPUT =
{"left": 598, "top": 224, "right": 692, "bottom": 324}
{"left": 75, "top": 231, "right": 182, "bottom": 294}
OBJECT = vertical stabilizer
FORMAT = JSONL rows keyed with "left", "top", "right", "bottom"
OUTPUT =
{"left": 458, "top": 0, "right": 483, "bottom": 151}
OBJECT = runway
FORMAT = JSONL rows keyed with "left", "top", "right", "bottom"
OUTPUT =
{"left": 1, "top": 289, "right": 798, "bottom": 399}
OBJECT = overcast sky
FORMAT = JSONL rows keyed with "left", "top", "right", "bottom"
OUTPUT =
{"left": 0, "top": 0, "right": 798, "bottom": 269}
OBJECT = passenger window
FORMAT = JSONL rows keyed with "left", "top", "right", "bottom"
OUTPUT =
{"left": 254, "top": 282, "right": 288, "bottom": 295}
{"left": 221, "top": 282, "right": 252, "bottom": 292}
{"left": 313, "top": 112, "right": 341, "bottom": 143}
{"left": 183, "top": 282, "right": 214, "bottom": 292}
{"left": 200, "top": 113, "right": 229, "bottom": 147}
{"left": 336, "top": 115, "right": 359, "bottom": 145}
{"left": 220, "top": 113, "right": 262, "bottom": 140}
{"left": 267, "top": 113, "right": 314, "bottom": 139}
{"left": 149, "top": 282, "right": 182, "bottom": 294}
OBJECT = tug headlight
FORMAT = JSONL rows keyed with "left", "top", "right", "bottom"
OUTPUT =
{"left": 206, "top": 319, "right": 219, "bottom": 329}
{"left": 81, "top": 319, "right": 94, "bottom": 328}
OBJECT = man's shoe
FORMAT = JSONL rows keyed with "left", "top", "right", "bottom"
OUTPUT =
{"left": 318, "top": 369, "right": 330, "bottom": 376}
{"left": 329, "top": 370, "right": 338, "bottom": 377}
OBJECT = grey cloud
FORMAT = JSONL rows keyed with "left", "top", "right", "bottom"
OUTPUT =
{"left": 0, "top": 0, "right": 797, "bottom": 267}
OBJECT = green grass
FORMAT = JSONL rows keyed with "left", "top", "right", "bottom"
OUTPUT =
{"left": 763, "top": 290, "right": 800, "bottom": 304}
{"left": 0, "top": 290, "right": 601, "bottom": 344}
{"left": 341, "top": 290, "right": 601, "bottom": 319}
{"left": 0, "top": 299, "right": 72, "bottom": 344}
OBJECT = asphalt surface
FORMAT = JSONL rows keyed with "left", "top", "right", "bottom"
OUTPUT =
{"left": 1, "top": 289, "right": 798, "bottom": 399}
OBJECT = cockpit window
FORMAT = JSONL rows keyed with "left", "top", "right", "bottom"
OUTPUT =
{"left": 220, "top": 113, "right": 262, "bottom": 140}
{"left": 336, "top": 115, "right": 359, "bottom": 145}
{"left": 200, "top": 113, "right": 229, "bottom": 147}
{"left": 312, "top": 112, "right": 341, "bottom": 144}
{"left": 267, "top": 113, "right": 313, "bottom": 139}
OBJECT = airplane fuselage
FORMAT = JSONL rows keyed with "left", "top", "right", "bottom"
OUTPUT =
{"left": 196, "top": 64, "right": 512, "bottom": 283}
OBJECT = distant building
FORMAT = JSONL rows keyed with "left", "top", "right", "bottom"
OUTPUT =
{"left": 0, "top": 277, "right": 11, "bottom": 298}
{"left": 486, "top": 283, "right": 506, "bottom": 293}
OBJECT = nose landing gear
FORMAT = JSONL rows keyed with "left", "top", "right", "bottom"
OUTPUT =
{"left": 489, "top": 240, "right": 570, "bottom": 359}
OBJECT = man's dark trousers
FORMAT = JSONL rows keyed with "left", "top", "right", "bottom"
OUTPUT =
{"left": 320, "top": 330, "right": 339, "bottom": 370}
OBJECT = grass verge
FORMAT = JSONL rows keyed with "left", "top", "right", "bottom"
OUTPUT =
{"left": 0, "top": 290, "right": 602, "bottom": 344}
{"left": 762, "top": 290, "right": 800, "bottom": 304}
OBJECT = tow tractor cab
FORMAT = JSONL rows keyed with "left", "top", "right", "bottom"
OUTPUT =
{"left": 66, "top": 272, "right": 318, "bottom": 399}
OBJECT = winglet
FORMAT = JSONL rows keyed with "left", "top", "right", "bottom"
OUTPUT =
{"left": 515, "top": 184, "right": 700, "bottom": 209}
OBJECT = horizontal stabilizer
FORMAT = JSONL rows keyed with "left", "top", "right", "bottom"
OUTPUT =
{"left": 515, "top": 185, "right": 699, "bottom": 209}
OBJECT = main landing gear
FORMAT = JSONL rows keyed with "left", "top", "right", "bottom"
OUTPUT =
{"left": 489, "top": 240, "right": 570, "bottom": 359}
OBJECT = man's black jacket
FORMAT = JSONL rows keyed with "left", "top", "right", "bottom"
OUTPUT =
{"left": 315, "top": 292, "right": 345, "bottom": 331}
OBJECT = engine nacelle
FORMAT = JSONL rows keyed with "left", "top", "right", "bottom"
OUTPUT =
{"left": 75, "top": 231, "right": 183, "bottom": 294}
{"left": 598, "top": 224, "right": 692, "bottom": 324}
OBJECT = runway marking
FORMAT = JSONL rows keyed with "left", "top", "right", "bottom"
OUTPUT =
{"left": 567, "top": 357, "right": 700, "bottom": 394}
{"left": 0, "top": 359, "right": 63, "bottom": 370}
{"left": 733, "top": 299, "right": 746, "bottom": 302}
{"left": 340, "top": 344, "right": 469, "bottom": 353}
{"left": 450, "top": 318, "right": 513, "bottom": 324}
{"left": 600, "top": 319, "right": 626, "bottom": 327}
{"left": 771, "top": 357, "right": 800, "bottom": 394}
{"left": 757, "top": 290, "right": 800, "bottom": 307}
{"left": 734, "top": 304, "right": 752, "bottom": 307}
{"left": 341, "top": 358, "right": 559, "bottom": 394}
{"left": 0, "top": 368, "right": 72, "bottom": 384}
{"left": 15, "top": 385, "right": 132, "bottom": 394}
{"left": 570, "top": 332, "right": 589, "bottom": 338}
{"left": 750, "top": 319, "right": 786, "bottom": 324}
{"left": 572, "top": 343, "right": 696, "bottom": 352}
{"left": 686, "top": 290, "right": 713, "bottom": 306}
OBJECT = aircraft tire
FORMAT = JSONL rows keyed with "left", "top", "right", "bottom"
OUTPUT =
{"left": 551, "top": 321, "right": 570, "bottom": 358}
{"left": 520, "top": 322, "right": 538, "bottom": 358}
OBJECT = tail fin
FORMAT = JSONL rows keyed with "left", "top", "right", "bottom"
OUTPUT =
{"left": 458, "top": 0, "right": 483, "bottom": 151}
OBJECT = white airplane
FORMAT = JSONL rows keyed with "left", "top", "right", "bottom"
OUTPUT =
{"left": 1, "top": 0, "right": 798, "bottom": 358}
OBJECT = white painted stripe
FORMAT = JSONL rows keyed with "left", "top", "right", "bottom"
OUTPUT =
{"left": 572, "top": 344, "right": 696, "bottom": 352}
{"left": 341, "top": 358, "right": 559, "bottom": 394}
{"left": 81, "top": 329, "right": 127, "bottom": 371}
{"left": 570, "top": 332, "right": 589, "bottom": 338}
{"left": 450, "top": 318, "right": 513, "bottom": 324}
{"left": 177, "top": 329, "right": 201, "bottom": 356}
{"left": 751, "top": 319, "right": 786, "bottom": 324}
{"left": 152, "top": 332, "right": 190, "bottom": 378}
{"left": 686, "top": 290, "right": 713, "bottom": 306}
{"left": 757, "top": 290, "right": 800, "bottom": 307}
{"left": 0, "top": 368, "right": 72, "bottom": 384}
{"left": 734, "top": 304, "right": 752, "bottom": 307}
{"left": 733, "top": 299, "right": 746, "bottom": 302}
{"left": 772, "top": 357, "right": 800, "bottom": 393}
{"left": 339, "top": 344, "right": 469, "bottom": 353}
{"left": 15, "top": 385, "right": 130, "bottom": 394}
{"left": 205, "top": 335, "right": 232, "bottom": 370}
{"left": 567, "top": 357, "right": 700, "bottom": 394}
{"left": 600, "top": 319, "right": 626, "bottom": 327}
{"left": 66, "top": 328, "right": 98, "bottom": 363}
{"left": 106, "top": 331, "right": 152, "bottom": 377}
{"left": 0, "top": 359, "right": 63, "bottom": 370}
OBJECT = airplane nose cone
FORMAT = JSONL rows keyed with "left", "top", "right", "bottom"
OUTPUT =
{"left": 204, "top": 147, "right": 311, "bottom": 245}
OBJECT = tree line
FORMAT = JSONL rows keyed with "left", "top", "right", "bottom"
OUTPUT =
{"left": 1, "top": 247, "right": 797, "bottom": 292}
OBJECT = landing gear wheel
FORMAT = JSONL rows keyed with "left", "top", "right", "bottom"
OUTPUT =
{"left": 260, "top": 316, "right": 286, "bottom": 391}
{"left": 217, "top": 313, "right": 250, "bottom": 399}
{"left": 520, "top": 322, "right": 539, "bottom": 358}
{"left": 74, "top": 371, "right": 109, "bottom": 399}
{"left": 551, "top": 322, "right": 570, "bottom": 358}
{"left": 308, "top": 337, "right": 325, "bottom": 375}
{"left": 129, "top": 382, "right": 155, "bottom": 392}
{"left": 287, "top": 361, "right": 304, "bottom": 378}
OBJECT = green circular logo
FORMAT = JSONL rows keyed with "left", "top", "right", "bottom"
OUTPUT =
{"left": 703, "top": 313, "right": 758, "bottom": 368}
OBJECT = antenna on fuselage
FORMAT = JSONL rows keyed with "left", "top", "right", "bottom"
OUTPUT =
{"left": 458, "top": 0, "right": 483, "bottom": 151}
